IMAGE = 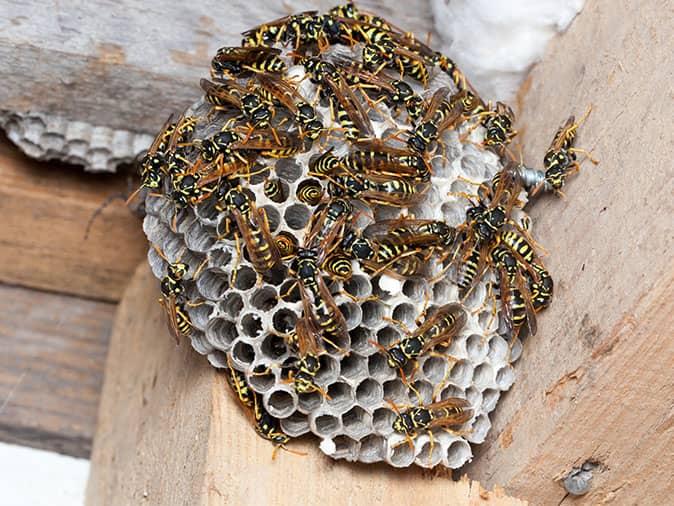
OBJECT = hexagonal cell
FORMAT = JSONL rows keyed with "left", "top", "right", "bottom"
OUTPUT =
{"left": 208, "top": 246, "right": 233, "bottom": 269}
{"left": 440, "top": 384, "right": 466, "bottom": 400}
{"left": 297, "top": 391, "right": 323, "bottom": 414}
{"left": 194, "top": 195, "right": 220, "bottom": 224}
{"left": 342, "top": 406, "right": 371, "bottom": 439}
{"left": 487, "top": 335, "right": 510, "bottom": 363}
{"left": 467, "top": 413, "right": 491, "bottom": 444}
{"left": 361, "top": 300, "right": 386, "bottom": 327}
{"left": 368, "top": 353, "right": 394, "bottom": 381}
{"left": 248, "top": 364, "right": 276, "bottom": 392}
{"left": 260, "top": 333, "right": 288, "bottom": 360}
{"left": 496, "top": 365, "right": 516, "bottom": 390}
{"left": 432, "top": 280, "right": 455, "bottom": 304}
{"left": 472, "top": 363, "right": 494, "bottom": 389}
{"left": 312, "top": 413, "right": 342, "bottom": 438}
{"left": 359, "top": 434, "right": 386, "bottom": 463}
{"left": 183, "top": 221, "right": 216, "bottom": 252}
{"left": 416, "top": 433, "right": 443, "bottom": 468}
{"left": 422, "top": 356, "right": 449, "bottom": 385}
{"left": 260, "top": 205, "right": 281, "bottom": 232}
{"left": 482, "top": 388, "right": 500, "bottom": 412}
{"left": 349, "top": 326, "right": 372, "bottom": 355}
{"left": 264, "top": 388, "right": 297, "bottom": 419}
{"left": 272, "top": 308, "right": 297, "bottom": 334}
{"left": 331, "top": 435, "right": 359, "bottom": 461}
{"left": 232, "top": 340, "right": 255, "bottom": 366}
{"left": 197, "top": 268, "right": 230, "bottom": 300}
{"left": 315, "top": 354, "right": 340, "bottom": 385}
{"left": 275, "top": 158, "right": 303, "bottom": 182}
{"left": 207, "top": 349, "right": 229, "bottom": 369}
{"left": 465, "top": 333, "right": 489, "bottom": 362}
{"left": 408, "top": 380, "right": 434, "bottom": 405}
{"left": 376, "top": 326, "right": 400, "bottom": 348}
{"left": 284, "top": 204, "right": 311, "bottom": 230}
{"left": 449, "top": 360, "right": 474, "bottom": 389}
{"left": 445, "top": 439, "right": 472, "bottom": 468}
{"left": 221, "top": 292, "right": 244, "bottom": 318}
{"left": 206, "top": 317, "right": 238, "bottom": 350}
{"left": 232, "top": 265, "right": 256, "bottom": 291}
{"left": 465, "top": 386, "right": 482, "bottom": 408}
{"left": 241, "top": 313, "right": 263, "bottom": 338}
{"left": 402, "top": 278, "right": 426, "bottom": 301}
{"left": 383, "top": 379, "right": 407, "bottom": 405}
{"left": 340, "top": 353, "right": 368, "bottom": 382}
{"left": 250, "top": 286, "right": 278, "bottom": 311}
{"left": 280, "top": 411, "right": 311, "bottom": 437}
{"left": 190, "top": 331, "right": 214, "bottom": 356}
{"left": 392, "top": 303, "right": 416, "bottom": 328}
{"left": 372, "top": 407, "right": 395, "bottom": 434}
{"left": 356, "top": 378, "right": 383, "bottom": 406}
{"left": 388, "top": 436, "right": 415, "bottom": 468}
{"left": 339, "top": 302, "right": 362, "bottom": 331}
{"left": 343, "top": 275, "right": 371, "bottom": 299}
{"left": 187, "top": 302, "right": 213, "bottom": 329}
{"left": 326, "top": 382, "right": 355, "bottom": 411}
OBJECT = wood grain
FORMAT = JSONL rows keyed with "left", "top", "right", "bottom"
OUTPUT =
{"left": 86, "top": 263, "right": 525, "bottom": 506}
{"left": 0, "top": 0, "right": 436, "bottom": 171}
{"left": 0, "top": 283, "right": 114, "bottom": 458}
{"left": 465, "top": 0, "right": 674, "bottom": 504}
{"left": 0, "top": 137, "right": 147, "bottom": 301}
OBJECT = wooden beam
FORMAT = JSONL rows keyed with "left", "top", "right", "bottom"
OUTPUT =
{"left": 0, "top": 283, "right": 114, "bottom": 458}
{"left": 86, "top": 263, "right": 526, "bottom": 505}
{"left": 0, "top": 137, "right": 147, "bottom": 301}
{"left": 465, "top": 1, "right": 674, "bottom": 504}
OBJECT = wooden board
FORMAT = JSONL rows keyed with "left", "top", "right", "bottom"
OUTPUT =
{"left": 86, "top": 263, "right": 525, "bottom": 506}
{"left": 465, "top": 0, "right": 674, "bottom": 504}
{"left": 0, "top": 0, "right": 435, "bottom": 171}
{"left": 0, "top": 283, "right": 114, "bottom": 458}
{"left": 0, "top": 137, "right": 147, "bottom": 302}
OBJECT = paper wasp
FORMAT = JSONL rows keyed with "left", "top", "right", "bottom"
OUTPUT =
{"left": 491, "top": 245, "right": 537, "bottom": 339}
{"left": 225, "top": 355, "right": 256, "bottom": 409}
{"left": 481, "top": 101, "right": 517, "bottom": 148}
{"left": 380, "top": 303, "right": 467, "bottom": 372}
{"left": 344, "top": 139, "right": 431, "bottom": 182}
{"left": 256, "top": 75, "right": 324, "bottom": 141}
{"left": 407, "top": 87, "right": 462, "bottom": 153}
{"left": 328, "top": 173, "right": 427, "bottom": 208}
{"left": 210, "top": 46, "right": 286, "bottom": 78}
{"left": 308, "top": 147, "right": 342, "bottom": 177}
{"left": 389, "top": 397, "right": 473, "bottom": 455}
{"left": 286, "top": 316, "right": 329, "bottom": 396}
{"left": 536, "top": 108, "right": 597, "bottom": 196}
{"left": 201, "top": 78, "right": 274, "bottom": 130}
{"left": 527, "top": 261, "right": 553, "bottom": 312}
{"left": 324, "top": 73, "right": 375, "bottom": 141}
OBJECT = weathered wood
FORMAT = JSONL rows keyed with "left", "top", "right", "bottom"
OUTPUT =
{"left": 0, "top": 0, "right": 435, "bottom": 171}
{"left": 465, "top": 0, "right": 674, "bottom": 504}
{"left": 0, "top": 283, "right": 114, "bottom": 458}
{"left": 86, "top": 263, "right": 525, "bottom": 506}
{"left": 0, "top": 137, "right": 147, "bottom": 301}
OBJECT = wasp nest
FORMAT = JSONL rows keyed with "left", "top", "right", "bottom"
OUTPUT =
{"left": 139, "top": 3, "right": 567, "bottom": 469}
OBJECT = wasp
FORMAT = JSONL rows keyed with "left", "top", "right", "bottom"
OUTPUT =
{"left": 201, "top": 78, "right": 274, "bottom": 130}
{"left": 407, "top": 87, "right": 462, "bottom": 153}
{"left": 527, "top": 261, "right": 553, "bottom": 312}
{"left": 252, "top": 393, "right": 299, "bottom": 457}
{"left": 296, "top": 178, "right": 324, "bottom": 206}
{"left": 160, "top": 260, "right": 189, "bottom": 300}
{"left": 389, "top": 45, "right": 430, "bottom": 87}
{"left": 328, "top": 173, "right": 427, "bottom": 208}
{"left": 382, "top": 303, "right": 466, "bottom": 373}
{"left": 157, "top": 298, "right": 193, "bottom": 344}
{"left": 345, "top": 139, "right": 431, "bottom": 182}
{"left": 224, "top": 355, "right": 255, "bottom": 409}
{"left": 359, "top": 218, "right": 455, "bottom": 279}
{"left": 481, "top": 102, "right": 517, "bottom": 148}
{"left": 286, "top": 316, "right": 328, "bottom": 396}
{"left": 257, "top": 75, "right": 324, "bottom": 141}
{"left": 390, "top": 397, "right": 473, "bottom": 454}
{"left": 210, "top": 46, "right": 286, "bottom": 78}
{"left": 536, "top": 108, "right": 597, "bottom": 196}
{"left": 324, "top": 73, "right": 375, "bottom": 141}
{"left": 340, "top": 229, "right": 375, "bottom": 261}
{"left": 491, "top": 245, "right": 537, "bottom": 339}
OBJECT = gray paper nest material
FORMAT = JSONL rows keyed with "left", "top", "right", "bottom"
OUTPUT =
{"left": 142, "top": 54, "right": 529, "bottom": 468}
